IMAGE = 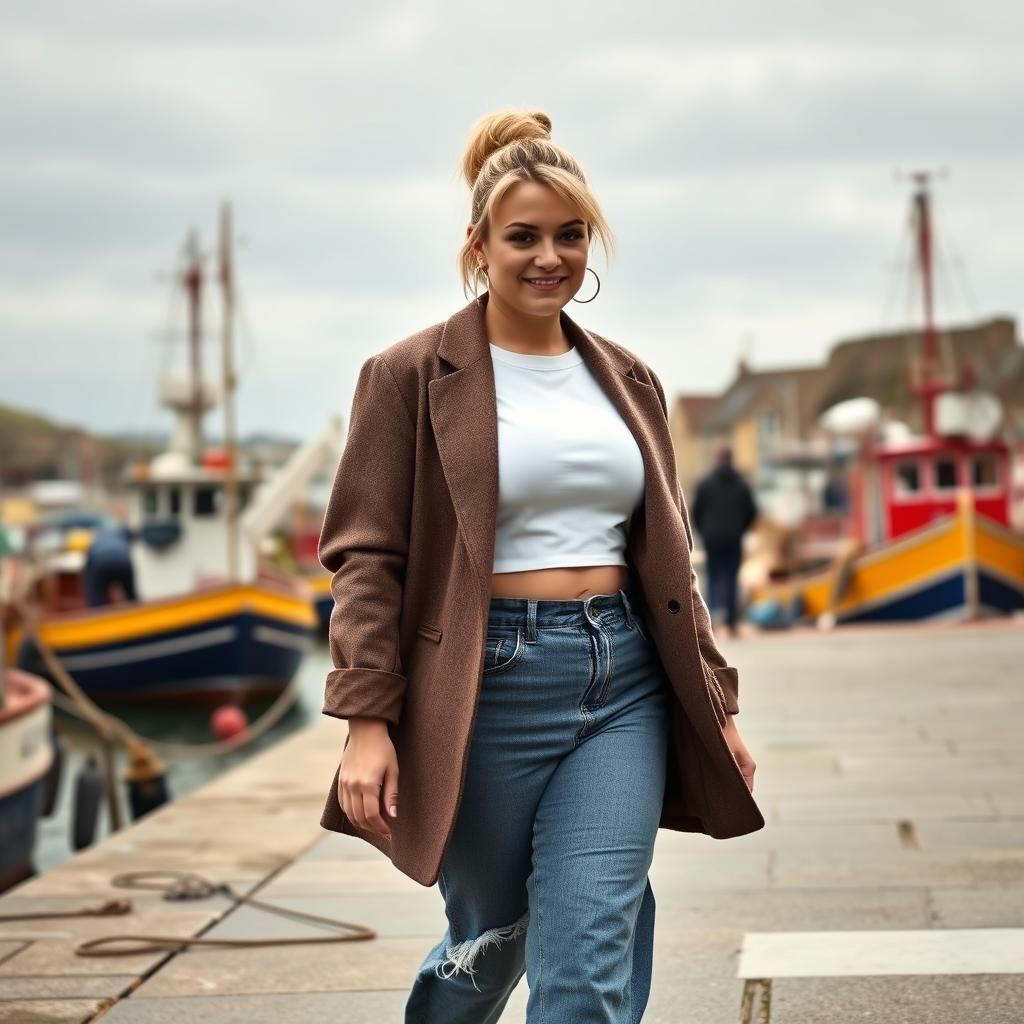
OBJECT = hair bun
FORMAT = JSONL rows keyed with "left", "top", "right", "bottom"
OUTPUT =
{"left": 461, "top": 109, "right": 553, "bottom": 188}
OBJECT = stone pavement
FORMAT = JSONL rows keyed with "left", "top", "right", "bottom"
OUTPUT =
{"left": 1, "top": 617, "right": 1022, "bottom": 1022}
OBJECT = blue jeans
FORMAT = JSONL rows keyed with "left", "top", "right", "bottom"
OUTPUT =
{"left": 704, "top": 544, "right": 742, "bottom": 629}
{"left": 405, "top": 584, "right": 671, "bottom": 1023}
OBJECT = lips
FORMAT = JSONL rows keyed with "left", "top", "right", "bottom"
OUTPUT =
{"left": 523, "top": 276, "right": 568, "bottom": 290}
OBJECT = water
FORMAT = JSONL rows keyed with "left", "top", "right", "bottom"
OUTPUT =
{"left": 29, "top": 640, "right": 334, "bottom": 876}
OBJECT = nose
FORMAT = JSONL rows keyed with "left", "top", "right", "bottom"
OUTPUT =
{"left": 534, "top": 238, "right": 561, "bottom": 270}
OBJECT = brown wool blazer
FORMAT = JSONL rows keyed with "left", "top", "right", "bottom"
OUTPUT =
{"left": 318, "top": 291, "right": 765, "bottom": 887}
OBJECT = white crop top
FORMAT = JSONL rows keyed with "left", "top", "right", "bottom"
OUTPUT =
{"left": 488, "top": 341, "right": 646, "bottom": 573}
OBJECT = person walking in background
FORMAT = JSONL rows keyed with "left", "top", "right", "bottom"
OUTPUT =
{"left": 691, "top": 446, "right": 758, "bottom": 637}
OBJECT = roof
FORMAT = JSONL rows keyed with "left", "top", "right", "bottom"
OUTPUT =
{"left": 698, "top": 365, "right": 828, "bottom": 435}
{"left": 814, "top": 316, "right": 1020, "bottom": 417}
{"left": 672, "top": 394, "right": 718, "bottom": 432}
{"left": 690, "top": 315, "right": 1022, "bottom": 438}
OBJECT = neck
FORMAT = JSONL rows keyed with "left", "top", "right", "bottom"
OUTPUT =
{"left": 483, "top": 290, "right": 569, "bottom": 354}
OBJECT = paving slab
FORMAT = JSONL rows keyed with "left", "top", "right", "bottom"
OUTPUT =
{"left": 772, "top": 792, "right": 999, "bottom": 824}
{"left": 199, "top": 891, "right": 445, "bottom": 942}
{"left": 651, "top": 885, "right": 933, "bottom": 931}
{"left": 769, "top": 973, "right": 1024, "bottom": 1024}
{"left": 927, "top": 886, "right": 1024, "bottom": 927}
{"left": 101, "top": 990, "right": 425, "bottom": 1023}
{"left": 0, "top": 998, "right": 110, "bottom": 1023}
{"left": 130, "top": 936, "right": 428, "bottom": 997}
{"left": 256, "top": 854, "right": 426, "bottom": 897}
{"left": 0, "top": 974, "right": 136, "bottom": 1000}
{"left": 0, "top": 909, "right": 215, "bottom": 976}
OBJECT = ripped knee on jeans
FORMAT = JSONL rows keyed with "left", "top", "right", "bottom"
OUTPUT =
{"left": 434, "top": 909, "right": 530, "bottom": 991}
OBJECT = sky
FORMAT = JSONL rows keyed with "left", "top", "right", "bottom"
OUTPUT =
{"left": 1, "top": 1, "right": 1020, "bottom": 442}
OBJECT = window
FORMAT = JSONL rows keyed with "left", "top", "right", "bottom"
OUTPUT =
{"left": 934, "top": 458, "right": 957, "bottom": 491}
{"left": 894, "top": 461, "right": 921, "bottom": 497}
{"left": 143, "top": 487, "right": 159, "bottom": 516}
{"left": 169, "top": 487, "right": 181, "bottom": 516}
{"left": 194, "top": 486, "right": 220, "bottom": 517}
{"left": 757, "top": 409, "right": 782, "bottom": 453}
{"left": 972, "top": 455, "right": 999, "bottom": 489}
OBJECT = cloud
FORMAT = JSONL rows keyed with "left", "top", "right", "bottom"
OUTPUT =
{"left": 0, "top": 1, "right": 1021, "bottom": 438}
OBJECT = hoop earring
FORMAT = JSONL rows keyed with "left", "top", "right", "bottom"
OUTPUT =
{"left": 571, "top": 267, "right": 601, "bottom": 304}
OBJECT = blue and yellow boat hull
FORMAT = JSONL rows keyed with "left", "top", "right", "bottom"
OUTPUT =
{"left": 6, "top": 580, "right": 317, "bottom": 706}
{"left": 748, "top": 494, "right": 1024, "bottom": 626}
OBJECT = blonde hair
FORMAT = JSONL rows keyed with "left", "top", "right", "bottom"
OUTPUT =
{"left": 458, "top": 108, "right": 614, "bottom": 298}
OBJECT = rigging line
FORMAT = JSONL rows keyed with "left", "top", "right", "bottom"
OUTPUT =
{"left": 232, "top": 279, "right": 286, "bottom": 433}
{"left": 880, "top": 200, "right": 914, "bottom": 332}
{"left": 157, "top": 253, "right": 187, "bottom": 377}
{"left": 939, "top": 227, "right": 981, "bottom": 323}
{"left": 234, "top": 280, "right": 260, "bottom": 372}
{"left": 928, "top": 195, "right": 958, "bottom": 382}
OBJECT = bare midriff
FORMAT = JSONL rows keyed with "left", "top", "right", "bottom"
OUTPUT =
{"left": 489, "top": 564, "right": 631, "bottom": 602}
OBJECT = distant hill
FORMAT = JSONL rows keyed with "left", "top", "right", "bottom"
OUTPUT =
{"left": 0, "top": 400, "right": 160, "bottom": 486}
{"left": 0, "top": 400, "right": 302, "bottom": 486}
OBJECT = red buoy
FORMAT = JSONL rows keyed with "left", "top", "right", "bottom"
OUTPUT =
{"left": 211, "top": 705, "right": 249, "bottom": 741}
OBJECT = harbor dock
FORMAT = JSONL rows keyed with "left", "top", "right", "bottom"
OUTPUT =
{"left": 2, "top": 617, "right": 1023, "bottom": 1022}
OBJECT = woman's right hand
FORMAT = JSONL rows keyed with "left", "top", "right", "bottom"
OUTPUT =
{"left": 338, "top": 717, "right": 399, "bottom": 840}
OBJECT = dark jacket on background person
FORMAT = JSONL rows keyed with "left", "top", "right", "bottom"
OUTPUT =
{"left": 691, "top": 464, "right": 758, "bottom": 552}
{"left": 317, "top": 292, "right": 765, "bottom": 887}
{"left": 82, "top": 526, "right": 137, "bottom": 606}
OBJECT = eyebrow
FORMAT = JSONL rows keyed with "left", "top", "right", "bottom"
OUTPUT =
{"left": 504, "top": 219, "right": 586, "bottom": 230}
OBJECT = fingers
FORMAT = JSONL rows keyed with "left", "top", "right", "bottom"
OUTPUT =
{"left": 358, "top": 784, "right": 392, "bottom": 840}
{"left": 339, "top": 770, "right": 394, "bottom": 839}
{"left": 383, "top": 760, "right": 399, "bottom": 820}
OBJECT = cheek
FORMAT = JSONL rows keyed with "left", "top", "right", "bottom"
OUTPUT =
{"left": 493, "top": 250, "right": 524, "bottom": 273}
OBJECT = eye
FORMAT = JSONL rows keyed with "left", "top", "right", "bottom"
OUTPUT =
{"left": 507, "top": 231, "right": 533, "bottom": 244}
{"left": 562, "top": 229, "right": 585, "bottom": 242}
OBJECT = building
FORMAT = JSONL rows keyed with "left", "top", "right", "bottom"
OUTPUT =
{"left": 669, "top": 316, "right": 1024, "bottom": 494}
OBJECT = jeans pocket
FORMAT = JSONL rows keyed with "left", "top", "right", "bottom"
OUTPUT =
{"left": 482, "top": 625, "right": 525, "bottom": 674}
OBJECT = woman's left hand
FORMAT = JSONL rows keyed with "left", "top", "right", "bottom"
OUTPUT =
{"left": 722, "top": 715, "right": 756, "bottom": 792}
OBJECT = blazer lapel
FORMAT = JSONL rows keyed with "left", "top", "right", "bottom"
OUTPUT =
{"left": 429, "top": 291, "right": 678, "bottom": 587}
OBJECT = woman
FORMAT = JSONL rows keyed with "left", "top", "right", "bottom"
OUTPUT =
{"left": 318, "top": 108, "right": 762, "bottom": 1023}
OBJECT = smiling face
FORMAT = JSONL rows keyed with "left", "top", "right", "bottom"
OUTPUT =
{"left": 469, "top": 179, "right": 590, "bottom": 316}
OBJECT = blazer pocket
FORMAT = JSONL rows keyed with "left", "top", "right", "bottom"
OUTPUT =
{"left": 416, "top": 622, "right": 443, "bottom": 643}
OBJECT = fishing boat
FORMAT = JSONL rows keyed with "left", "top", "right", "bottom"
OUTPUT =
{"left": 748, "top": 173, "right": 1024, "bottom": 626}
{"left": 0, "top": 667, "right": 53, "bottom": 891}
{"left": 7, "top": 205, "right": 341, "bottom": 703}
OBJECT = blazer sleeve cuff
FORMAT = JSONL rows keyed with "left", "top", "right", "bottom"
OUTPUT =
{"left": 321, "top": 668, "right": 407, "bottom": 725}
{"left": 709, "top": 665, "right": 740, "bottom": 715}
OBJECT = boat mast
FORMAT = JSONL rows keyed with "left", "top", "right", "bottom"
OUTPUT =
{"left": 183, "top": 231, "right": 204, "bottom": 463}
{"left": 218, "top": 201, "right": 241, "bottom": 581}
{"left": 909, "top": 171, "right": 942, "bottom": 438}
